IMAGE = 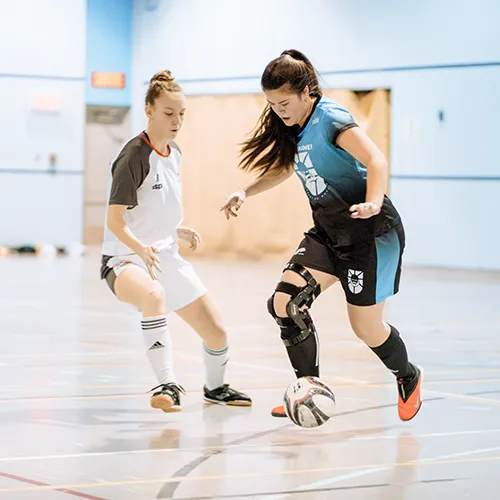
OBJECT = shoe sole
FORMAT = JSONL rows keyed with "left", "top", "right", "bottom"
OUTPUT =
{"left": 271, "top": 407, "right": 287, "bottom": 418}
{"left": 399, "top": 366, "right": 424, "bottom": 422}
{"left": 203, "top": 397, "right": 252, "bottom": 407}
{"left": 151, "top": 394, "right": 182, "bottom": 413}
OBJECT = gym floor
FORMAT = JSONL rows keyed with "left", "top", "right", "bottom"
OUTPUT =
{"left": 0, "top": 249, "right": 499, "bottom": 499}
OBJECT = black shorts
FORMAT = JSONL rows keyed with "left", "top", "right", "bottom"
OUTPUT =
{"left": 288, "top": 223, "right": 405, "bottom": 306}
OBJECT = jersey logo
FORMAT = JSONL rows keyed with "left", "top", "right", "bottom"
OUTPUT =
{"left": 152, "top": 173, "right": 163, "bottom": 190}
{"left": 347, "top": 269, "right": 364, "bottom": 294}
{"left": 294, "top": 150, "right": 327, "bottom": 198}
{"left": 312, "top": 118, "right": 319, "bottom": 125}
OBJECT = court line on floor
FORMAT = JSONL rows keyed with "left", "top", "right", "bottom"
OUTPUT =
{"left": 0, "top": 471, "right": 106, "bottom": 499}
{"left": 1, "top": 378, "right": 499, "bottom": 403}
{"left": 260, "top": 445, "right": 500, "bottom": 500}
{"left": 0, "top": 455, "right": 499, "bottom": 494}
{"left": 154, "top": 395, "right": 437, "bottom": 498}
{"left": 156, "top": 478, "right": 463, "bottom": 500}
{"left": 1, "top": 427, "right": 500, "bottom": 463}
{"left": 177, "top": 354, "right": 372, "bottom": 385}
{"left": 2, "top": 376, "right": 499, "bottom": 391}
{"left": 424, "top": 390, "right": 500, "bottom": 406}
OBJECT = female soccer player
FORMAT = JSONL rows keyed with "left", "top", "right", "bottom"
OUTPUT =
{"left": 221, "top": 50, "right": 421, "bottom": 421}
{"left": 101, "top": 70, "right": 251, "bottom": 412}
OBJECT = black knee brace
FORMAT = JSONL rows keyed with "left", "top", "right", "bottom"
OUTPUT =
{"left": 267, "top": 263, "right": 321, "bottom": 346}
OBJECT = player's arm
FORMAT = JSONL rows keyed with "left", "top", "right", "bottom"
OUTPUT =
{"left": 244, "top": 166, "right": 294, "bottom": 196}
{"left": 337, "top": 127, "right": 388, "bottom": 217}
{"left": 106, "top": 204, "right": 146, "bottom": 255}
{"left": 107, "top": 204, "right": 161, "bottom": 279}
{"left": 220, "top": 166, "right": 293, "bottom": 219}
{"left": 106, "top": 159, "right": 161, "bottom": 278}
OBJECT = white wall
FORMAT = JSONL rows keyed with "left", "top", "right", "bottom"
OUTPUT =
{"left": 132, "top": 0, "right": 500, "bottom": 270}
{"left": 133, "top": 0, "right": 500, "bottom": 80}
{"left": 0, "top": 0, "right": 87, "bottom": 246}
{"left": 0, "top": 0, "right": 86, "bottom": 78}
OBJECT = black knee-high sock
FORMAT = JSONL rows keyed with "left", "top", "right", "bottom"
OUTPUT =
{"left": 370, "top": 325, "right": 414, "bottom": 379}
{"left": 280, "top": 320, "right": 319, "bottom": 378}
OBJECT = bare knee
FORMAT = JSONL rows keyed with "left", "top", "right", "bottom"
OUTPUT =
{"left": 141, "top": 285, "right": 165, "bottom": 315}
{"left": 202, "top": 313, "right": 227, "bottom": 341}
{"left": 350, "top": 318, "right": 372, "bottom": 342}
{"left": 350, "top": 317, "right": 388, "bottom": 345}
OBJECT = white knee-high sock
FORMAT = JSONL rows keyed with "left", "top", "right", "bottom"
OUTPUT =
{"left": 141, "top": 315, "right": 175, "bottom": 385}
{"left": 202, "top": 343, "right": 229, "bottom": 390}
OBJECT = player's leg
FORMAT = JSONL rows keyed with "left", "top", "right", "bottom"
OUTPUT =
{"left": 270, "top": 264, "right": 337, "bottom": 377}
{"left": 101, "top": 257, "right": 183, "bottom": 412}
{"left": 176, "top": 295, "right": 251, "bottom": 406}
{"left": 338, "top": 224, "right": 422, "bottom": 421}
{"left": 159, "top": 252, "right": 251, "bottom": 406}
{"left": 347, "top": 301, "right": 422, "bottom": 421}
{"left": 267, "top": 231, "right": 338, "bottom": 417}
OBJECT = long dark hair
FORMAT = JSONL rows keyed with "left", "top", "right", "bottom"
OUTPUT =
{"left": 239, "top": 50, "right": 322, "bottom": 175}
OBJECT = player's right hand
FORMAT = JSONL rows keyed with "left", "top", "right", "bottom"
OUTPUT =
{"left": 220, "top": 189, "right": 246, "bottom": 220}
{"left": 138, "top": 245, "right": 162, "bottom": 280}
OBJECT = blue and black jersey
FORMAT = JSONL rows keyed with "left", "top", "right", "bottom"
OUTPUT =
{"left": 293, "top": 96, "right": 400, "bottom": 247}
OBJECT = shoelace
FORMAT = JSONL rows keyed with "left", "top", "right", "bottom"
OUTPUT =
{"left": 149, "top": 382, "right": 186, "bottom": 395}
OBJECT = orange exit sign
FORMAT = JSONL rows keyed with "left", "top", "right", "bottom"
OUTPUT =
{"left": 91, "top": 72, "right": 126, "bottom": 89}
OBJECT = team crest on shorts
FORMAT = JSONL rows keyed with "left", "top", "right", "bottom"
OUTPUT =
{"left": 347, "top": 269, "right": 364, "bottom": 294}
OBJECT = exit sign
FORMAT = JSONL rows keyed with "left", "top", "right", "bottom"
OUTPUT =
{"left": 91, "top": 72, "right": 126, "bottom": 89}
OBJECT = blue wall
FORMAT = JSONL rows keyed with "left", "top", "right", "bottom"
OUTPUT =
{"left": 0, "top": 0, "right": 133, "bottom": 246}
{"left": 86, "top": 0, "right": 133, "bottom": 106}
{"left": 0, "top": 0, "right": 87, "bottom": 246}
{"left": 132, "top": 0, "right": 500, "bottom": 270}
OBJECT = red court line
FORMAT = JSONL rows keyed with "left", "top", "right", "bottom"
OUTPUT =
{"left": 0, "top": 471, "right": 107, "bottom": 499}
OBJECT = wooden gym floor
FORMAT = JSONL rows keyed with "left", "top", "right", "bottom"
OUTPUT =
{"left": 0, "top": 249, "right": 499, "bottom": 499}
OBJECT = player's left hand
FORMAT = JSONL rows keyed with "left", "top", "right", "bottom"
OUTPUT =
{"left": 177, "top": 226, "right": 202, "bottom": 250}
{"left": 349, "top": 202, "right": 381, "bottom": 219}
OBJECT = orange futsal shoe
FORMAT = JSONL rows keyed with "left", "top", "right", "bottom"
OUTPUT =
{"left": 271, "top": 404, "right": 287, "bottom": 418}
{"left": 397, "top": 364, "right": 423, "bottom": 421}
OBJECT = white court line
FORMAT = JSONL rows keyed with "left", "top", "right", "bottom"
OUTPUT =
{"left": 0, "top": 350, "right": 138, "bottom": 359}
{"left": 459, "top": 406, "right": 492, "bottom": 412}
{"left": 178, "top": 353, "right": 371, "bottom": 385}
{"left": 1, "top": 428, "right": 500, "bottom": 463}
{"left": 260, "top": 445, "right": 500, "bottom": 500}
{"left": 353, "top": 428, "right": 500, "bottom": 441}
{"left": 424, "top": 389, "right": 500, "bottom": 406}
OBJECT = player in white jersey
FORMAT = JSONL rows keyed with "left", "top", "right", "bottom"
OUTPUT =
{"left": 101, "top": 70, "right": 251, "bottom": 412}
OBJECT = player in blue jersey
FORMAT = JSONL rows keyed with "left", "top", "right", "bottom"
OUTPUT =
{"left": 221, "top": 50, "right": 422, "bottom": 422}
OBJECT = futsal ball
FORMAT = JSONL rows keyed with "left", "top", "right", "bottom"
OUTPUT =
{"left": 284, "top": 376, "right": 336, "bottom": 428}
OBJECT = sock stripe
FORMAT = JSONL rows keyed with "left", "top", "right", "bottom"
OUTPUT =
{"left": 142, "top": 324, "right": 167, "bottom": 331}
{"left": 141, "top": 318, "right": 167, "bottom": 324}
{"left": 142, "top": 319, "right": 167, "bottom": 329}
{"left": 142, "top": 315, "right": 167, "bottom": 321}
{"left": 203, "top": 344, "right": 229, "bottom": 356}
{"left": 142, "top": 320, "right": 167, "bottom": 328}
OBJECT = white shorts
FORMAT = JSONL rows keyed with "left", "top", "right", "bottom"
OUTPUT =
{"left": 100, "top": 246, "right": 207, "bottom": 313}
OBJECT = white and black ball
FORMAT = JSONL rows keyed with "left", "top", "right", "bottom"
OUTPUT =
{"left": 284, "top": 376, "right": 336, "bottom": 428}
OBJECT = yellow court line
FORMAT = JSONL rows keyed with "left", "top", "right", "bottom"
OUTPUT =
{"left": 0, "top": 385, "right": 145, "bottom": 392}
{"left": 0, "top": 455, "right": 499, "bottom": 493}
{"left": 0, "top": 378, "right": 499, "bottom": 404}
{"left": 1, "top": 360, "right": 500, "bottom": 378}
{"left": 0, "top": 394, "right": 142, "bottom": 403}
{"left": 0, "top": 377, "right": 498, "bottom": 393}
